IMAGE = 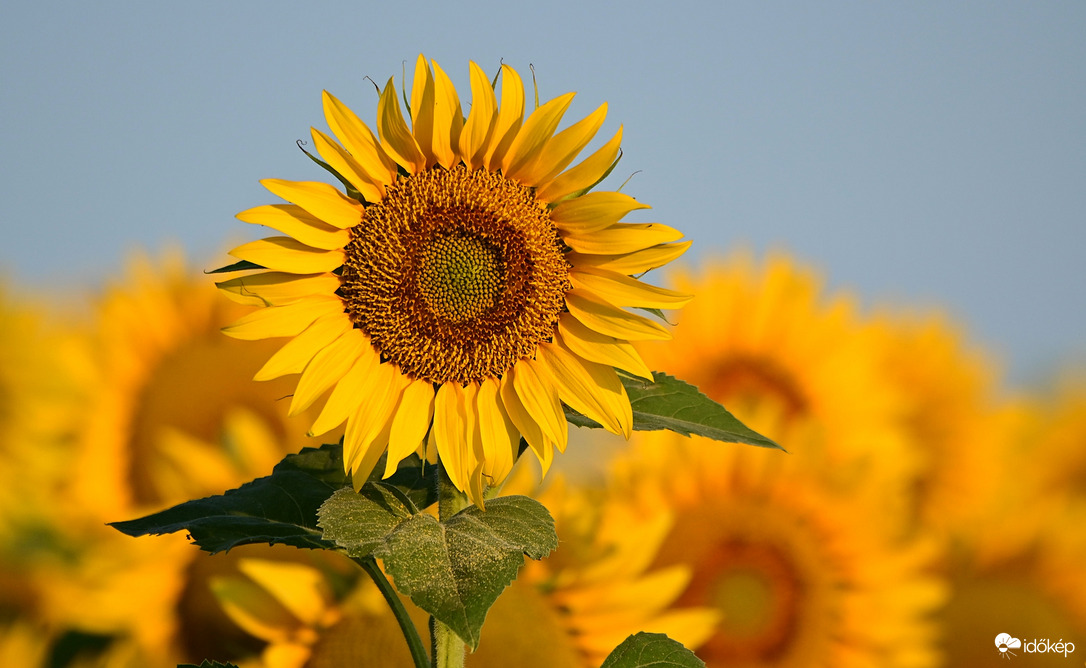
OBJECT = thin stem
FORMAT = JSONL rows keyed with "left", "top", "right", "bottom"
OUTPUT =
{"left": 432, "top": 465, "right": 469, "bottom": 668}
{"left": 353, "top": 555, "right": 430, "bottom": 668}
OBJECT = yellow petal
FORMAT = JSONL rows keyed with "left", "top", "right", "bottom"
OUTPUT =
{"left": 322, "top": 90, "right": 398, "bottom": 185}
{"left": 229, "top": 237, "right": 344, "bottom": 274}
{"left": 522, "top": 102, "right": 607, "bottom": 186}
{"left": 567, "top": 241, "right": 691, "bottom": 275}
{"left": 253, "top": 313, "right": 350, "bottom": 381}
{"left": 377, "top": 77, "right": 426, "bottom": 173}
{"left": 461, "top": 382, "right": 487, "bottom": 508}
{"left": 537, "top": 342, "right": 631, "bottom": 437}
{"left": 384, "top": 378, "right": 436, "bottom": 478}
{"left": 343, "top": 363, "right": 408, "bottom": 481}
{"left": 260, "top": 179, "right": 363, "bottom": 229}
{"left": 310, "top": 127, "right": 384, "bottom": 203}
{"left": 565, "top": 289, "right": 671, "bottom": 341}
{"left": 409, "top": 55, "right": 438, "bottom": 169}
{"left": 475, "top": 377, "right": 518, "bottom": 485}
{"left": 236, "top": 204, "right": 350, "bottom": 250}
{"left": 550, "top": 191, "right": 650, "bottom": 235}
{"left": 222, "top": 295, "right": 343, "bottom": 340}
{"left": 556, "top": 312, "right": 653, "bottom": 381}
{"left": 570, "top": 268, "right": 692, "bottom": 310}
{"left": 499, "top": 374, "right": 551, "bottom": 475}
{"left": 236, "top": 559, "right": 331, "bottom": 627}
{"left": 308, "top": 343, "right": 379, "bottom": 436}
{"left": 458, "top": 61, "right": 498, "bottom": 170}
{"left": 430, "top": 59, "right": 464, "bottom": 169}
{"left": 535, "top": 126, "right": 623, "bottom": 203}
{"left": 433, "top": 382, "right": 472, "bottom": 493}
{"left": 503, "top": 92, "right": 576, "bottom": 182}
{"left": 563, "top": 223, "right": 684, "bottom": 256}
{"left": 483, "top": 64, "right": 525, "bottom": 171}
{"left": 217, "top": 272, "right": 340, "bottom": 307}
{"left": 511, "top": 358, "right": 568, "bottom": 453}
{"left": 210, "top": 576, "right": 298, "bottom": 643}
{"left": 289, "top": 328, "right": 368, "bottom": 415}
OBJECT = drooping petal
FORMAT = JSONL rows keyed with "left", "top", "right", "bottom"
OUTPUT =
{"left": 343, "top": 363, "right": 409, "bottom": 482}
{"left": 289, "top": 328, "right": 369, "bottom": 415}
{"left": 310, "top": 127, "right": 385, "bottom": 203}
{"left": 503, "top": 92, "right": 576, "bottom": 182}
{"left": 461, "top": 382, "right": 487, "bottom": 507}
{"left": 483, "top": 64, "right": 525, "bottom": 171}
{"left": 535, "top": 125, "right": 623, "bottom": 203}
{"left": 510, "top": 358, "right": 568, "bottom": 453}
{"left": 217, "top": 272, "right": 340, "bottom": 307}
{"left": 236, "top": 204, "right": 350, "bottom": 250}
{"left": 222, "top": 296, "right": 343, "bottom": 340}
{"left": 253, "top": 313, "right": 351, "bottom": 381}
{"left": 430, "top": 59, "right": 464, "bottom": 169}
{"left": 475, "top": 376, "right": 519, "bottom": 485}
{"left": 567, "top": 241, "right": 691, "bottom": 275}
{"left": 228, "top": 237, "right": 344, "bottom": 275}
{"left": 458, "top": 61, "right": 498, "bottom": 170}
{"left": 308, "top": 343, "right": 380, "bottom": 436}
{"left": 570, "top": 268, "right": 693, "bottom": 310}
{"left": 565, "top": 289, "right": 672, "bottom": 341}
{"left": 537, "top": 342, "right": 632, "bottom": 438}
{"left": 563, "top": 223, "right": 684, "bottom": 255}
{"left": 550, "top": 191, "right": 650, "bottom": 235}
{"left": 260, "top": 179, "right": 363, "bottom": 229}
{"left": 377, "top": 77, "right": 426, "bottom": 174}
{"left": 556, "top": 313, "right": 653, "bottom": 381}
{"left": 432, "top": 382, "right": 473, "bottom": 493}
{"left": 384, "top": 378, "right": 436, "bottom": 478}
{"left": 499, "top": 373, "right": 553, "bottom": 476}
{"left": 409, "top": 55, "right": 438, "bottom": 169}
{"left": 521, "top": 102, "right": 607, "bottom": 186}
{"left": 322, "top": 90, "right": 399, "bottom": 186}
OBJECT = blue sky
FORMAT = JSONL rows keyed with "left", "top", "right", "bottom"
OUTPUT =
{"left": 2, "top": 2, "right": 1083, "bottom": 384}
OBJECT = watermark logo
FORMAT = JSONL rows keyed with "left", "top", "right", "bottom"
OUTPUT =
{"left": 995, "top": 633, "right": 1076, "bottom": 659}
{"left": 996, "top": 633, "right": 1022, "bottom": 659}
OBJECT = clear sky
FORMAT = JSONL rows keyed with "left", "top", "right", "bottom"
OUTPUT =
{"left": 2, "top": 1, "right": 1083, "bottom": 384}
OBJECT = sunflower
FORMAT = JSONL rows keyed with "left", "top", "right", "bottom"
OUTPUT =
{"left": 220, "top": 55, "right": 690, "bottom": 503}
{"left": 69, "top": 250, "right": 327, "bottom": 518}
{"left": 609, "top": 426, "right": 946, "bottom": 668}
{"left": 634, "top": 253, "right": 913, "bottom": 483}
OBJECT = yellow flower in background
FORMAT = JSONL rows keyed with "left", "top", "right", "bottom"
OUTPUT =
{"left": 0, "top": 622, "right": 50, "bottom": 668}
{"left": 220, "top": 55, "right": 690, "bottom": 504}
{"left": 635, "top": 253, "right": 912, "bottom": 478}
{"left": 610, "top": 427, "right": 946, "bottom": 668}
{"left": 69, "top": 250, "right": 327, "bottom": 517}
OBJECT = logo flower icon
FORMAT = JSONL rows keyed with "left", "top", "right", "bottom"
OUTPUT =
{"left": 996, "top": 633, "right": 1022, "bottom": 658}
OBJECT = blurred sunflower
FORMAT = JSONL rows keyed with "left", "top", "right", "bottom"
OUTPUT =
{"left": 69, "top": 250, "right": 328, "bottom": 518}
{"left": 211, "top": 471, "right": 716, "bottom": 668}
{"left": 867, "top": 312, "right": 1009, "bottom": 532}
{"left": 220, "top": 55, "right": 690, "bottom": 504}
{"left": 609, "top": 427, "right": 947, "bottom": 668}
{"left": 635, "top": 253, "right": 912, "bottom": 479}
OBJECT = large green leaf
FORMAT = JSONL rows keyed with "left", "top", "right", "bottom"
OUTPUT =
{"left": 319, "top": 488, "right": 558, "bottom": 650}
{"left": 600, "top": 633, "right": 706, "bottom": 668}
{"left": 109, "top": 443, "right": 439, "bottom": 553}
{"left": 565, "top": 371, "right": 782, "bottom": 450}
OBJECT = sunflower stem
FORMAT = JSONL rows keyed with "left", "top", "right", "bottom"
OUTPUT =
{"left": 432, "top": 465, "right": 469, "bottom": 668}
{"left": 353, "top": 555, "right": 430, "bottom": 668}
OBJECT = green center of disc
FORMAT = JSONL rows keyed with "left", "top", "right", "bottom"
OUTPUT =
{"left": 418, "top": 232, "right": 504, "bottom": 322}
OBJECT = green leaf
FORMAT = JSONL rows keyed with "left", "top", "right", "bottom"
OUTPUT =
{"left": 109, "top": 443, "right": 349, "bottom": 553}
{"left": 205, "top": 259, "right": 265, "bottom": 274}
{"left": 565, "top": 372, "right": 782, "bottom": 450}
{"left": 178, "top": 661, "right": 241, "bottom": 668}
{"left": 600, "top": 633, "right": 706, "bottom": 668}
{"left": 319, "top": 490, "right": 557, "bottom": 649}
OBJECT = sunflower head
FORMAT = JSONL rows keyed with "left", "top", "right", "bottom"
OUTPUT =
{"left": 220, "top": 56, "right": 691, "bottom": 504}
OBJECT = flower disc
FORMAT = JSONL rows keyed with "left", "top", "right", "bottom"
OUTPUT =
{"left": 341, "top": 165, "right": 570, "bottom": 385}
